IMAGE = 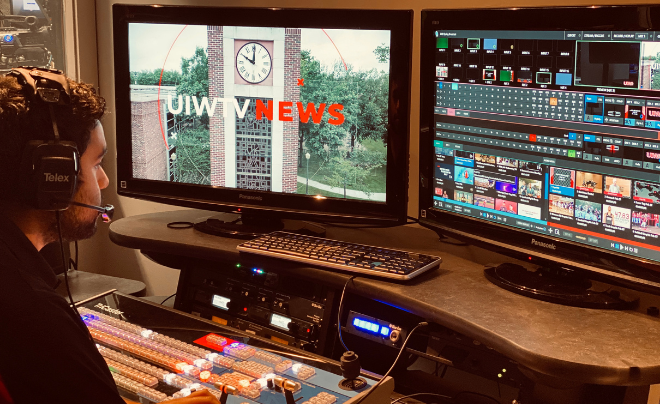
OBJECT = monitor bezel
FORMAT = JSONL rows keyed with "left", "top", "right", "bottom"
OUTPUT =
{"left": 113, "top": 4, "right": 412, "bottom": 224}
{"left": 419, "top": 5, "right": 660, "bottom": 294}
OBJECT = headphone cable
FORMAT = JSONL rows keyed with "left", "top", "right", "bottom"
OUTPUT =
{"left": 56, "top": 211, "right": 94, "bottom": 343}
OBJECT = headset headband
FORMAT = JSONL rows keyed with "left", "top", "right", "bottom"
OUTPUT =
{"left": 8, "top": 67, "right": 71, "bottom": 105}
{"left": 9, "top": 67, "right": 71, "bottom": 140}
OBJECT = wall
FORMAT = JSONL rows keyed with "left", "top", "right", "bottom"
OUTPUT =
{"left": 87, "top": 0, "right": 659, "bottom": 296}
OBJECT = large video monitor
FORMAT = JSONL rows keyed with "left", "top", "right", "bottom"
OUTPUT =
{"left": 113, "top": 5, "right": 411, "bottom": 232}
{"left": 419, "top": 6, "right": 660, "bottom": 304}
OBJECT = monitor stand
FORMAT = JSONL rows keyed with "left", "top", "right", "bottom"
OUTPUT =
{"left": 484, "top": 263, "right": 638, "bottom": 310}
{"left": 194, "top": 212, "right": 325, "bottom": 239}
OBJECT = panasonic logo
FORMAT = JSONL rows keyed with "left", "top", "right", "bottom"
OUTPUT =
{"left": 44, "top": 173, "right": 69, "bottom": 182}
{"left": 239, "top": 194, "right": 262, "bottom": 201}
{"left": 94, "top": 303, "right": 124, "bottom": 315}
{"left": 531, "top": 239, "right": 556, "bottom": 250}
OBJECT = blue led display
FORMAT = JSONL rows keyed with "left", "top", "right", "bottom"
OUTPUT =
{"left": 353, "top": 317, "right": 391, "bottom": 337}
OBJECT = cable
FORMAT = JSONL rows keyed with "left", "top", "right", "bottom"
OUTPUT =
{"left": 56, "top": 212, "right": 95, "bottom": 344}
{"left": 68, "top": 240, "right": 78, "bottom": 271}
{"left": 160, "top": 293, "right": 177, "bottom": 305}
{"left": 353, "top": 321, "right": 428, "bottom": 404}
{"left": 390, "top": 392, "right": 453, "bottom": 404}
{"left": 56, "top": 211, "right": 79, "bottom": 315}
{"left": 406, "top": 216, "right": 420, "bottom": 224}
{"left": 337, "top": 275, "right": 355, "bottom": 352}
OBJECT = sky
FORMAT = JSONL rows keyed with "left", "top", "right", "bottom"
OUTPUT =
{"left": 128, "top": 23, "right": 390, "bottom": 74}
{"left": 301, "top": 28, "right": 390, "bottom": 73}
{"left": 129, "top": 24, "right": 207, "bottom": 72}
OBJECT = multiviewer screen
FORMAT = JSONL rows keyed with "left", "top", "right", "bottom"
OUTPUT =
{"left": 431, "top": 30, "right": 660, "bottom": 262}
{"left": 127, "top": 23, "right": 391, "bottom": 203}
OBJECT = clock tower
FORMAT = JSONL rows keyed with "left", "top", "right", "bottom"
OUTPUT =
{"left": 207, "top": 26, "right": 300, "bottom": 193}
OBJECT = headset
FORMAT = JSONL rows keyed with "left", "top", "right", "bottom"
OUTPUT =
{"left": 8, "top": 66, "right": 114, "bottom": 221}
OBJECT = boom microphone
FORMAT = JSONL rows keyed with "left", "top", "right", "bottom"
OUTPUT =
{"left": 68, "top": 201, "right": 115, "bottom": 223}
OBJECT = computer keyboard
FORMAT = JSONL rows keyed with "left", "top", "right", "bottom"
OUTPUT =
{"left": 237, "top": 231, "right": 441, "bottom": 280}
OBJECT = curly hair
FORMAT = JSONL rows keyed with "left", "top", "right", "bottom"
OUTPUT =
{"left": 0, "top": 74, "right": 106, "bottom": 202}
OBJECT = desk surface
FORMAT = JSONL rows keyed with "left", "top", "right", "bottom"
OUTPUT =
{"left": 109, "top": 210, "right": 660, "bottom": 387}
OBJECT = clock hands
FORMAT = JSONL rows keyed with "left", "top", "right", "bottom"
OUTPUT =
{"left": 242, "top": 54, "right": 255, "bottom": 65}
{"left": 238, "top": 43, "right": 270, "bottom": 83}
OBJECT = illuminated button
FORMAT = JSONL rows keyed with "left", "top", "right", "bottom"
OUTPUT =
{"left": 210, "top": 371, "right": 253, "bottom": 392}
{"left": 200, "top": 371, "right": 211, "bottom": 382}
{"left": 206, "top": 334, "right": 227, "bottom": 347}
{"left": 224, "top": 343, "right": 256, "bottom": 360}
{"left": 194, "top": 359, "right": 213, "bottom": 370}
{"left": 181, "top": 364, "right": 201, "bottom": 378}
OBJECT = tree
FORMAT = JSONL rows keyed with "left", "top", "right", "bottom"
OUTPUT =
{"left": 374, "top": 44, "right": 390, "bottom": 64}
{"left": 172, "top": 47, "right": 211, "bottom": 184}
{"left": 298, "top": 50, "right": 322, "bottom": 166}
{"left": 173, "top": 128, "right": 210, "bottom": 185}
{"left": 323, "top": 146, "right": 386, "bottom": 198}
{"left": 130, "top": 69, "right": 181, "bottom": 86}
{"left": 177, "top": 46, "right": 210, "bottom": 128}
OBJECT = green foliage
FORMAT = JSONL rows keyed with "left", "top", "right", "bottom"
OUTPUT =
{"left": 299, "top": 48, "right": 389, "bottom": 198}
{"left": 130, "top": 69, "right": 181, "bottom": 86}
{"left": 322, "top": 147, "right": 386, "bottom": 197}
{"left": 374, "top": 44, "right": 390, "bottom": 64}
{"left": 130, "top": 48, "right": 211, "bottom": 185}
{"left": 173, "top": 127, "right": 210, "bottom": 185}
{"left": 299, "top": 50, "right": 389, "bottom": 161}
{"left": 178, "top": 47, "right": 210, "bottom": 128}
{"left": 354, "top": 140, "right": 387, "bottom": 172}
{"left": 653, "top": 71, "right": 660, "bottom": 90}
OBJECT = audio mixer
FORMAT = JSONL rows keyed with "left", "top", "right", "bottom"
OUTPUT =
{"left": 77, "top": 291, "right": 392, "bottom": 404}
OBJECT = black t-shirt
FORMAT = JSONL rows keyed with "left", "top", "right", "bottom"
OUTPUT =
{"left": 0, "top": 214, "right": 125, "bottom": 404}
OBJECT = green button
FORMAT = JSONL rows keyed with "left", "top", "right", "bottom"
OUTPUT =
{"left": 436, "top": 37, "right": 448, "bottom": 49}
{"left": 568, "top": 150, "right": 576, "bottom": 158}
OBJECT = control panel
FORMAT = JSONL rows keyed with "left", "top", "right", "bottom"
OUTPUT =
{"left": 78, "top": 291, "right": 388, "bottom": 404}
{"left": 339, "top": 293, "right": 528, "bottom": 396}
{"left": 177, "top": 262, "right": 334, "bottom": 356}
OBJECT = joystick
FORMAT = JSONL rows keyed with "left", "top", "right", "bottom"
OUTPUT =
{"left": 213, "top": 381, "right": 238, "bottom": 404}
{"left": 273, "top": 376, "right": 301, "bottom": 404}
{"left": 338, "top": 351, "right": 368, "bottom": 390}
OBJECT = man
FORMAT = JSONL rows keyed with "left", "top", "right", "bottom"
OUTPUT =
{"left": 608, "top": 178, "right": 621, "bottom": 194}
{"left": 0, "top": 73, "right": 219, "bottom": 404}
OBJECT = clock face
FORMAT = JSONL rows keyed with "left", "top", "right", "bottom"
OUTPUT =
{"left": 236, "top": 42, "right": 272, "bottom": 84}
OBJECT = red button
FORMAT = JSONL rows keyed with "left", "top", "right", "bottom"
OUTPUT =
{"left": 529, "top": 134, "right": 536, "bottom": 142}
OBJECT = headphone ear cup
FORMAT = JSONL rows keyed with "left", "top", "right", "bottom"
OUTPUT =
{"left": 19, "top": 140, "right": 42, "bottom": 208}
{"left": 19, "top": 141, "right": 79, "bottom": 210}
